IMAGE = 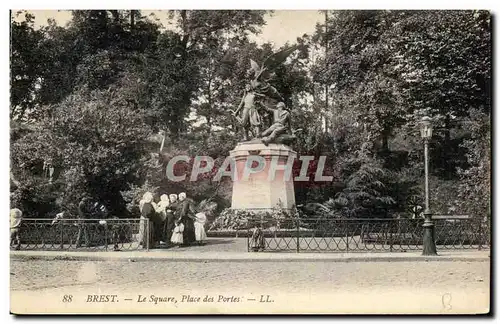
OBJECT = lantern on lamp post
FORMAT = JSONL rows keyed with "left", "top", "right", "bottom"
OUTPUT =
{"left": 420, "top": 116, "right": 437, "bottom": 256}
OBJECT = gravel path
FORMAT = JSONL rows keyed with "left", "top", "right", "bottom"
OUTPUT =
{"left": 11, "top": 259, "right": 489, "bottom": 292}
{"left": 10, "top": 259, "right": 490, "bottom": 314}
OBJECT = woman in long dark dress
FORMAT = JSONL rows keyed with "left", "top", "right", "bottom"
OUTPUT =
{"left": 139, "top": 192, "right": 158, "bottom": 249}
{"left": 164, "top": 194, "right": 178, "bottom": 246}
{"left": 177, "top": 192, "right": 196, "bottom": 246}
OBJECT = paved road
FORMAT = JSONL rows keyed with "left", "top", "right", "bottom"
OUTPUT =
{"left": 10, "top": 258, "right": 490, "bottom": 314}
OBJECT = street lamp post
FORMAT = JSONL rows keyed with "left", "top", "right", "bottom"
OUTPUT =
{"left": 420, "top": 116, "right": 437, "bottom": 256}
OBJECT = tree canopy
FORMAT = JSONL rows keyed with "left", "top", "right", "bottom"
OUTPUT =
{"left": 10, "top": 10, "right": 491, "bottom": 221}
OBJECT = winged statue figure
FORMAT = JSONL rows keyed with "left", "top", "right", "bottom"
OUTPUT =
{"left": 249, "top": 45, "right": 298, "bottom": 80}
{"left": 231, "top": 45, "right": 299, "bottom": 142}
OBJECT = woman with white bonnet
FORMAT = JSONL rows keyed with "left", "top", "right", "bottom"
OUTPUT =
{"left": 10, "top": 208, "right": 23, "bottom": 250}
{"left": 154, "top": 194, "right": 171, "bottom": 244}
{"left": 139, "top": 192, "right": 157, "bottom": 248}
{"left": 169, "top": 193, "right": 178, "bottom": 204}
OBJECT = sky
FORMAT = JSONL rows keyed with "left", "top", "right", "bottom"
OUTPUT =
{"left": 16, "top": 10, "right": 324, "bottom": 48}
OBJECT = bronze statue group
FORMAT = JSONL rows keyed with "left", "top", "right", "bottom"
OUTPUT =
{"left": 139, "top": 192, "right": 210, "bottom": 249}
{"left": 231, "top": 46, "right": 301, "bottom": 145}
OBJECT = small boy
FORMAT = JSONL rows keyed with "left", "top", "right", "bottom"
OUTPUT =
{"left": 249, "top": 227, "right": 265, "bottom": 252}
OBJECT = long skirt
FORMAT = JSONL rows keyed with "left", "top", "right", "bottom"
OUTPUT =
{"left": 138, "top": 216, "right": 147, "bottom": 244}
{"left": 194, "top": 222, "right": 207, "bottom": 241}
{"left": 181, "top": 216, "right": 196, "bottom": 245}
{"left": 139, "top": 217, "right": 156, "bottom": 248}
{"left": 171, "top": 231, "right": 183, "bottom": 244}
{"left": 163, "top": 213, "right": 176, "bottom": 243}
{"left": 10, "top": 228, "right": 21, "bottom": 249}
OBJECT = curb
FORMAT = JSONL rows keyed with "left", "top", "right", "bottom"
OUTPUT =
{"left": 10, "top": 252, "right": 490, "bottom": 263}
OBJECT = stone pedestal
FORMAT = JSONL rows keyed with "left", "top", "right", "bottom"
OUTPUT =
{"left": 230, "top": 142, "right": 296, "bottom": 211}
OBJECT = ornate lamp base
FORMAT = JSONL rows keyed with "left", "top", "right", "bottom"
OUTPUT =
{"left": 422, "top": 212, "right": 438, "bottom": 256}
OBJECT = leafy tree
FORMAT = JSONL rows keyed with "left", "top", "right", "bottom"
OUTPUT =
{"left": 329, "top": 148, "right": 396, "bottom": 218}
{"left": 9, "top": 10, "right": 491, "bottom": 223}
{"left": 455, "top": 109, "right": 491, "bottom": 219}
{"left": 10, "top": 11, "right": 45, "bottom": 120}
{"left": 393, "top": 10, "right": 491, "bottom": 179}
{"left": 11, "top": 87, "right": 152, "bottom": 217}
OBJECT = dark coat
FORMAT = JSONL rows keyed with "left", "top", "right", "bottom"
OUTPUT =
{"left": 177, "top": 198, "right": 197, "bottom": 245}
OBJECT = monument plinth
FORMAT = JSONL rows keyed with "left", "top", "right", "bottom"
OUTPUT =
{"left": 230, "top": 142, "right": 296, "bottom": 211}
{"left": 226, "top": 46, "right": 301, "bottom": 212}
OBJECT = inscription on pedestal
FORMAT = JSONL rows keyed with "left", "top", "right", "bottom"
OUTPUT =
{"left": 241, "top": 178, "right": 269, "bottom": 208}
{"left": 230, "top": 143, "right": 296, "bottom": 211}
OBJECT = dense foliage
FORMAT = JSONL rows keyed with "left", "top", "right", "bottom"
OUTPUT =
{"left": 10, "top": 10, "right": 490, "bottom": 221}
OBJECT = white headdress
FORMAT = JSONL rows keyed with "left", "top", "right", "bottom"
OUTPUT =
{"left": 10, "top": 208, "right": 23, "bottom": 228}
{"left": 142, "top": 192, "right": 153, "bottom": 203}
{"left": 157, "top": 194, "right": 170, "bottom": 211}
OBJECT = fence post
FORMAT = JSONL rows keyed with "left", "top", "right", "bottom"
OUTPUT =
{"left": 104, "top": 223, "right": 108, "bottom": 252}
{"left": 390, "top": 222, "right": 393, "bottom": 252}
{"left": 346, "top": 221, "right": 349, "bottom": 252}
{"left": 346, "top": 229, "right": 349, "bottom": 252}
{"left": 296, "top": 217, "right": 300, "bottom": 253}
{"left": 60, "top": 221, "right": 64, "bottom": 250}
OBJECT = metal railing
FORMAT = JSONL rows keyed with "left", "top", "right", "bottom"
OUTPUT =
{"left": 11, "top": 218, "right": 150, "bottom": 251}
{"left": 246, "top": 217, "right": 490, "bottom": 252}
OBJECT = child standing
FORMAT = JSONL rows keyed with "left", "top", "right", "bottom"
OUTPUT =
{"left": 249, "top": 226, "right": 265, "bottom": 252}
{"left": 194, "top": 212, "right": 207, "bottom": 245}
{"left": 170, "top": 221, "right": 184, "bottom": 247}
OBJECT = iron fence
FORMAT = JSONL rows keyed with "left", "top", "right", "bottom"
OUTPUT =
{"left": 246, "top": 217, "right": 490, "bottom": 252}
{"left": 11, "top": 218, "right": 150, "bottom": 251}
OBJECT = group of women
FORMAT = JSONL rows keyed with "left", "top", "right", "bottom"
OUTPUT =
{"left": 139, "top": 192, "right": 206, "bottom": 248}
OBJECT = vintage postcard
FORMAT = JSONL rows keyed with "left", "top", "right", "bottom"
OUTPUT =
{"left": 8, "top": 8, "right": 491, "bottom": 315}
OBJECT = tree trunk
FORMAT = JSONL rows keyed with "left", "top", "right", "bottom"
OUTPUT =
{"left": 206, "top": 75, "right": 213, "bottom": 136}
{"left": 381, "top": 128, "right": 390, "bottom": 153}
{"left": 180, "top": 10, "right": 189, "bottom": 49}
{"left": 444, "top": 114, "right": 451, "bottom": 145}
{"left": 130, "top": 10, "right": 135, "bottom": 31}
